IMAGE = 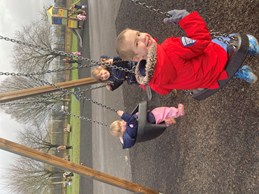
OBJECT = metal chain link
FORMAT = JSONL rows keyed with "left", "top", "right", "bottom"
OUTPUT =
{"left": 0, "top": 84, "right": 107, "bottom": 107}
{"left": 0, "top": 1, "right": 232, "bottom": 77}
{"left": 0, "top": 73, "right": 117, "bottom": 110}
{"left": 129, "top": 0, "right": 172, "bottom": 17}
{"left": 0, "top": 1, "right": 235, "bottom": 120}
{"left": 74, "top": 84, "right": 107, "bottom": 94}
{"left": 0, "top": 101, "right": 108, "bottom": 127}
{"left": 50, "top": 106, "right": 108, "bottom": 127}
{"left": 0, "top": 35, "right": 135, "bottom": 75}
{"left": 0, "top": 75, "right": 112, "bottom": 126}
{"left": 27, "top": 76, "right": 118, "bottom": 112}
{"left": 72, "top": 84, "right": 107, "bottom": 100}
{"left": 128, "top": 0, "right": 232, "bottom": 42}
{"left": 0, "top": 90, "right": 109, "bottom": 127}
{"left": 210, "top": 31, "right": 238, "bottom": 47}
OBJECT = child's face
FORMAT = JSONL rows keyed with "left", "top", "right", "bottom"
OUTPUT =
{"left": 99, "top": 69, "right": 110, "bottom": 81}
{"left": 120, "top": 120, "right": 126, "bottom": 133}
{"left": 124, "top": 29, "right": 156, "bottom": 61}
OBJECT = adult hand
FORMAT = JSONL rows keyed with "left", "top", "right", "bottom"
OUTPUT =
{"left": 117, "top": 110, "right": 124, "bottom": 117}
{"left": 163, "top": 9, "right": 189, "bottom": 24}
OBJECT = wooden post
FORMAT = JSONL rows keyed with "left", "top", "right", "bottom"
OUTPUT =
{"left": 0, "top": 77, "right": 98, "bottom": 103}
{"left": 0, "top": 137, "right": 162, "bottom": 194}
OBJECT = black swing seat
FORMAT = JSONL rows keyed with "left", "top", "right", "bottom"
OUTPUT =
{"left": 131, "top": 101, "right": 167, "bottom": 143}
{"left": 191, "top": 33, "right": 249, "bottom": 100}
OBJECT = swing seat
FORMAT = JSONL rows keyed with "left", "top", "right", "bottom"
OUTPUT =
{"left": 192, "top": 33, "right": 249, "bottom": 100}
{"left": 131, "top": 101, "right": 167, "bottom": 143}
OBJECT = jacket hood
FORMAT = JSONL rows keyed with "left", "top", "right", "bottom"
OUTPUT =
{"left": 135, "top": 43, "right": 157, "bottom": 85}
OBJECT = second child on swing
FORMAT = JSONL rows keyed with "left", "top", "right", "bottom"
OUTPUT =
{"left": 91, "top": 55, "right": 140, "bottom": 91}
{"left": 110, "top": 104, "right": 185, "bottom": 149}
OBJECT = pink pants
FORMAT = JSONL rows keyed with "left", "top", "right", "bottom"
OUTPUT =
{"left": 77, "top": 14, "right": 87, "bottom": 21}
{"left": 151, "top": 106, "right": 184, "bottom": 124}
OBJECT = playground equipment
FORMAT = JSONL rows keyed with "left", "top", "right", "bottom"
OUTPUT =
{"left": 190, "top": 33, "right": 249, "bottom": 100}
{"left": 0, "top": 0, "right": 254, "bottom": 142}
{"left": 132, "top": 101, "right": 167, "bottom": 143}
{"left": 47, "top": 6, "right": 83, "bottom": 29}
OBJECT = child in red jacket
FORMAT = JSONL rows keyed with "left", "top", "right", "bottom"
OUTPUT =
{"left": 115, "top": 10, "right": 258, "bottom": 95}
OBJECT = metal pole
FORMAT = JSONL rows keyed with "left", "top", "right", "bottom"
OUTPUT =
{"left": 0, "top": 137, "right": 162, "bottom": 194}
{"left": 0, "top": 77, "right": 98, "bottom": 103}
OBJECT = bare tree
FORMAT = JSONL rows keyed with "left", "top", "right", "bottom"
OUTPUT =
{"left": 3, "top": 157, "right": 63, "bottom": 194}
{"left": 0, "top": 76, "right": 67, "bottom": 125}
{"left": 16, "top": 122, "right": 66, "bottom": 153}
{"left": 11, "top": 19, "right": 61, "bottom": 74}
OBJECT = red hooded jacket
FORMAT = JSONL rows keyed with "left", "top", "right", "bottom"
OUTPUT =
{"left": 135, "top": 12, "right": 228, "bottom": 95}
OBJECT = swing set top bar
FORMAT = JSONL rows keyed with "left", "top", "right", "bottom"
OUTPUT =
{"left": 0, "top": 77, "right": 98, "bottom": 103}
{"left": 0, "top": 137, "right": 162, "bottom": 194}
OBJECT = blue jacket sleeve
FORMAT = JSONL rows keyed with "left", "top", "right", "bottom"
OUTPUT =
{"left": 121, "top": 112, "right": 138, "bottom": 137}
{"left": 121, "top": 112, "right": 133, "bottom": 122}
{"left": 122, "top": 133, "right": 136, "bottom": 149}
{"left": 109, "top": 80, "right": 123, "bottom": 91}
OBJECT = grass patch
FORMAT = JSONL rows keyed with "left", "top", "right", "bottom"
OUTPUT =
{"left": 66, "top": 33, "right": 81, "bottom": 194}
{"left": 65, "top": 1, "right": 82, "bottom": 193}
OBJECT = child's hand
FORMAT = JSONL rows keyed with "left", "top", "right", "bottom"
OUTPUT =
{"left": 117, "top": 110, "right": 124, "bottom": 117}
{"left": 165, "top": 118, "right": 176, "bottom": 127}
{"left": 106, "top": 84, "right": 112, "bottom": 90}
{"left": 100, "top": 58, "right": 113, "bottom": 64}
{"left": 163, "top": 10, "right": 189, "bottom": 24}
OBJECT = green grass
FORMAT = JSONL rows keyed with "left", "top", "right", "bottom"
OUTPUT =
{"left": 66, "top": 33, "right": 81, "bottom": 194}
{"left": 65, "top": 1, "right": 83, "bottom": 192}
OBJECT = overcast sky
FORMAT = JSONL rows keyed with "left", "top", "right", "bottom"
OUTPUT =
{"left": 0, "top": 0, "right": 53, "bottom": 192}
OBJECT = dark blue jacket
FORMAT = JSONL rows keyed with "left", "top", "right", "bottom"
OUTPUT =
{"left": 103, "top": 56, "right": 137, "bottom": 91}
{"left": 121, "top": 112, "right": 138, "bottom": 149}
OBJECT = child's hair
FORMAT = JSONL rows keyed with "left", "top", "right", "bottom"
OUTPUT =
{"left": 110, "top": 120, "right": 122, "bottom": 137}
{"left": 91, "top": 65, "right": 107, "bottom": 81}
{"left": 116, "top": 28, "right": 137, "bottom": 60}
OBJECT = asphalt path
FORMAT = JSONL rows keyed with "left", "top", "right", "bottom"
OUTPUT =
{"left": 79, "top": 1, "right": 132, "bottom": 194}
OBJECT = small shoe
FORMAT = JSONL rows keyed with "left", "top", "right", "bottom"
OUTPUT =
{"left": 234, "top": 65, "right": 258, "bottom": 84}
{"left": 247, "top": 34, "right": 259, "bottom": 56}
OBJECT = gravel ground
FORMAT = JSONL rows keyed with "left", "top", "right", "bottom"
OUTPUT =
{"left": 115, "top": 0, "right": 259, "bottom": 193}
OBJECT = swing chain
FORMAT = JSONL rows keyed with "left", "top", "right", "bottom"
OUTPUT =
{"left": 0, "top": 84, "right": 107, "bottom": 107}
{"left": 50, "top": 106, "right": 108, "bottom": 127}
{"left": 74, "top": 84, "right": 107, "bottom": 95}
{"left": 0, "top": 35, "right": 90, "bottom": 62}
{"left": 0, "top": 35, "right": 135, "bottom": 75}
{"left": 9, "top": 101, "right": 108, "bottom": 127}
{"left": 0, "top": 70, "right": 118, "bottom": 112}
{"left": 27, "top": 75, "right": 118, "bottom": 112}
{"left": 210, "top": 32, "right": 238, "bottom": 48}
{"left": 0, "top": 63, "right": 97, "bottom": 77}
{"left": 129, "top": 0, "right": 171, "bottom": 17}
{"left": 129, "top": 1, "right": 239, "bottom": 44}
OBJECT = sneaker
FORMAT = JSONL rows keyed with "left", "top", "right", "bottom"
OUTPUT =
{"left": 247, "top": 34, "right": 259, "bottom": 56}
{"left": 234, "top": 65, "right": 258, "bottom": 84}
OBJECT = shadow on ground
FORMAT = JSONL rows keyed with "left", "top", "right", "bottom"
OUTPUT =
{"left": 116, "top": 0, "right": 259, "bottom": 193}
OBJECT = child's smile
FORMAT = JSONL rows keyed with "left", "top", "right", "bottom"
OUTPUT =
{"left": 124, "top": 29, "right": 156, "bottom": 61}
{"left": 99, "top": 69, "right": 110, "bottom": 81}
